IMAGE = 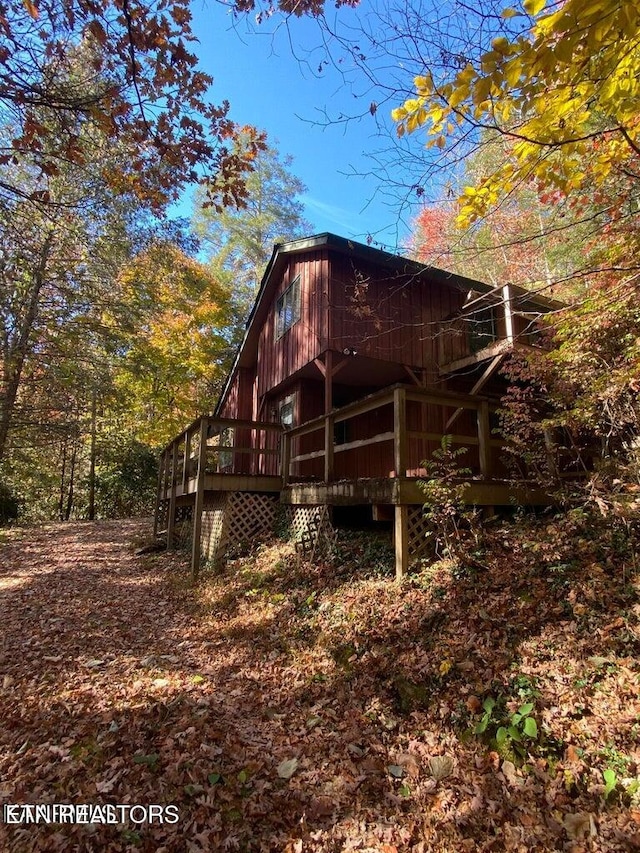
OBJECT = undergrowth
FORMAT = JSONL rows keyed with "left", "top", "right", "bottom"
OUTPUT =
{"left": 185, "top": 505, "right": 640, "bottom": 849}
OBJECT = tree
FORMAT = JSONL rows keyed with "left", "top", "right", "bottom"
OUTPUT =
{"left": 392, "top": 1, "right": 639, "bottom": 247}
{"left": 110, "top": 241, "right": 234, "bottom": 446}
{"left": 410, "top": 134, "right": 594, "bottom": 293}
{"left": 192, "top": 143, "right": 312, "bottom": 327}
{"left": 0, "top": 0, "right": 265, "bottom": 209}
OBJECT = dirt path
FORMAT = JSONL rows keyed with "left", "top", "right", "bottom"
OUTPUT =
{"left": 0, "top": 521, "right": 382, "bottom": 853}
{"left": 0, "top": 520, "right": 638, "bottom": 853}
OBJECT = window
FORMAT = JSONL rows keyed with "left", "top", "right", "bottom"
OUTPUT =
{"left": 275, "top": 276, "right": 301, "bottom": 339}
{"left": 218, "top": 427, "right": 234, "bottom": 471}
{"left": 279, "top": 395, "right": 295, "bottom": 428}
{"left": 468, "top": 306, "right": 497, "bottom": 353}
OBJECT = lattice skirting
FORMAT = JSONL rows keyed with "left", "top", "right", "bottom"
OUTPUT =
{"left": 156, "top": 499, "right": 170, "bottom": 534}
{"left": 288, "top": 505, "right": 336, "bottom": 559}
{"left": 407, "top": 505, "right": 434, "bottom": 565}
{"left": 173, "top": 505, "right": 193, "bottom": 550}
{"left": 200, "top": 492, "right": 279, "bottom": 564}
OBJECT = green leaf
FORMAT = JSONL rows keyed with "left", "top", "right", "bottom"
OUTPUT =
{"left": 482, "top": 697, "right": 496, "bottom": 713}
{"left": 399, "top": 784, "right": 411, "bottom": 797}
{"left": 237, "top": 769, "right": 249, "bottom": 784}
{"left": 508, "top": 726, "right": 522, "bottom": 742}
{"left": 496, "top": 726, "right": 508, "bottom": 745}
{"left": 523, "top": 717, "right": 538, "bottom": 738}
{"left": 133, "top": 753, "right": 158, "bottom": 766}
{"left": 208, "top": 772, "right": 223, "bottom": 785}
{"left": 518, "top": 702, "right": 534, "bottom": 716}
{"left": 603, "top": 768, "right": 617, "bottom": 798}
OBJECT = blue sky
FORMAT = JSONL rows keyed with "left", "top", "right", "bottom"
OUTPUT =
{"left": 177, "top": 1, "right": 431, "bottom": 250}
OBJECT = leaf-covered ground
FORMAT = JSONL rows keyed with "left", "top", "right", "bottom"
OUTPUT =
{"left": 0, "top": 516, "right": 639, "bottom": 852}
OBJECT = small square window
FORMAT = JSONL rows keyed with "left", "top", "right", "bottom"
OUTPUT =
{"left": 275, "top": 276, "right": 301, "bottom": 339}
{"left": 469, "top": 306, "right": 497, "bottom": 353}
{"left": 280, "top": 398, "right": 293, "bottom": 427}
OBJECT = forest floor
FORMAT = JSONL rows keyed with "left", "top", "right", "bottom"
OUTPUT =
{"left": 0, "top": 515, "right": 639, "bottom": 852}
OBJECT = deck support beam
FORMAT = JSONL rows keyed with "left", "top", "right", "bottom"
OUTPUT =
{"left": 477, "top": 400, "right": 492, "bottom": 478}
{"left": 394, "top": 388, "right": 407, "bottom": 478}
{"left": 394, "top": 504, "right": 409, "bottom": 581}
{"left": 153, "top": 449, "right": 166, "bottom": 538}
{"left": 166, "top": 441, "right": 178, "bottom": 551}
{"left": 191, "top": 419, "right": 208, "bottom": 581}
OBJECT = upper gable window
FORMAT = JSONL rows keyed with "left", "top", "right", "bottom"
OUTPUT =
{"left": 275, "top": 276, "right": 301, "bottom": 339}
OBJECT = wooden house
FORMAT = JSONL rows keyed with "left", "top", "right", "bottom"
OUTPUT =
{"left": 155, "top": 233, "right": 558, "bottom": 578}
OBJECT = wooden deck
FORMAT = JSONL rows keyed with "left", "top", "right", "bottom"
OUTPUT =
{"left": 155, "top": 385, "right": 553, "bottom": 578}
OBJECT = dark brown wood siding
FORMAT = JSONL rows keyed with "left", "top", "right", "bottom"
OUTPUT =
{"left": 219, "top": 366, "right": 255, "bottom": 421}
{"left": 257, "top": 250, "right": 329, "bottom": 399}
{"left": 219, "top": 372, "right": 240, "bottom": 420}
{"left": 329, "top": 254, "right": 466, "bottom": 384}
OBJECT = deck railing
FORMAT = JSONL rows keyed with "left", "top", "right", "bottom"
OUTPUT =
{"left": 156, "top": 386, "right": 505, "bottom": 519}
{"left": 281, "top": 384, "right": 503, "bottom": 486}
{"left": 154, "top": 416, "right": 284, "bottom": 539}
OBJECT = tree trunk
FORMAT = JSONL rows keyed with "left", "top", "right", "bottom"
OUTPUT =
{"left": 87, "top": 388, "right": 97, "bottom": 520}
{"left": 64, "top": 443, "right": 77, "bottom": 521}
{"left": 58, "top": 438, "right": 68, "bottom": 522}
{"left": 0, "top": 228, "right": 55, "bottom": 464}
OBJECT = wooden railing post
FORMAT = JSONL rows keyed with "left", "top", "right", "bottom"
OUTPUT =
{"left": 502, "top": 284, "right": 514, "bottom": 344}
{"left": 182, "top": 428, "right": 191, "bottom": 492}
{"left": 191, "top": 418, "right": 209, "bottom": 581}
{"left": 281, "top": 430, "right": 291, "bottom": 486}
{"left": 153, "top": 449, "right": 165, "bottom": 538}
{"left": 477, "top": 400, "right": 492, "bottom": 478}
{"left": 394, "top": 387, "right": 407, "bottom": 478}
{"left": 324, "top": 413, "right": 334, "bottom": 483}
{"left": 166, "top": 440, "right": 178, "bottom": 551}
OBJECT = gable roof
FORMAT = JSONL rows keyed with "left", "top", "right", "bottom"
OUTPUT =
{"left": 214, "top": 232, "right": 562, "bottom": 414}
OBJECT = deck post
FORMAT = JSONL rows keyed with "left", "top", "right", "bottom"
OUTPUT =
{"left": 182, "top": 428, "right": 191, "bottom": 492}
{"left": 324, "top": 350, "right": 334, "bottom": 483}
{"left": 281, "top": 430, "right": 291, "bottom": 486}
{"left": 477, "top": 400, "right": 492, "bottom": 478}
{"left": 324, "top": 414, "right": 335, "bottom": 482}
{"left": 166, "top": 440, "right": 178, "bottom": 551}
{"left": 394, "top": 504, "right": 409, "bottom": 580}
{"left": 153, "top": 449, "right": 165, "bottom": 538}
{"left": 394, "top": 387, "right": 407, "bottom": 478}
{"left": 191, "top": 418, "right": 208, "bottom": 581}
{"left": 502, "top": 284, "right": 514, "bottom": 344}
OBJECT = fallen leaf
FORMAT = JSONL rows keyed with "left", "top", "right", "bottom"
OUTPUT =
{"left": 429, "top": 755, "right": 454, "bottom": 780}
{"left": 277, "top": 757, "right": 298, "bottom": 779}
{"left": 563, "top": 812, "right": 594, "bottom": 840}
{"left": 466, "top": 695, "right": 482, "bottom": 714}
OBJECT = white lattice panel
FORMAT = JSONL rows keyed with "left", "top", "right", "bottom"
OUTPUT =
{"left": 200, "top": 492, "right": 278, "bottom": 564}
{"left": 407, "top": 506, "right": 433, "bottom": 562}
{"left": 201, "top": 494, "right": 228, "bottom": 561}
{"left": 289, "top": 505, "right": 335, "bottom": 559}
{"left": 407, "top": 506, "right": 434, "bottom": 564}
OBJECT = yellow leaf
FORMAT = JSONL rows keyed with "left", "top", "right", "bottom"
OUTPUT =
{"left": 491, "top": 36, "right": 511, "bottom": 54}
{"left": 524, "top": 0, "right": 546, "bottom": 15}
